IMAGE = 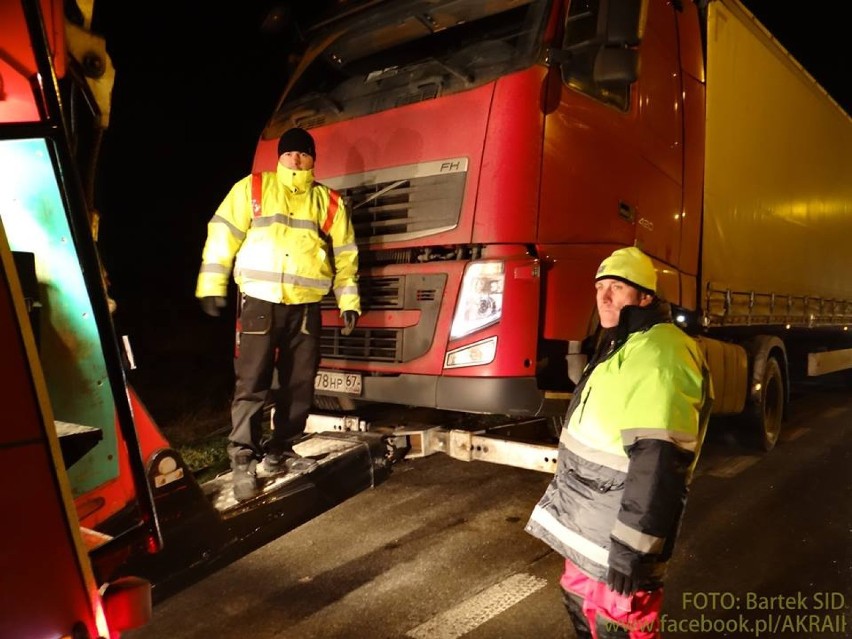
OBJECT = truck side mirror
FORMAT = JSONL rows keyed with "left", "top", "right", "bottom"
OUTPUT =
{"left": 593, "top": 48, "right": 639, "bottom": 85}
{"left": 601, "top": 0, "right": 642, "bottom": 46}
{"left": 550, "top": 0, "right": 642, "bottom": 107}
{"left": 594, "top": 0, "right": 641, "bottom": 86}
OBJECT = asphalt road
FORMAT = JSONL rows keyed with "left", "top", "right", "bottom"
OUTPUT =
{"left": 126, "top": 378, "right": 851, "bottom": 639}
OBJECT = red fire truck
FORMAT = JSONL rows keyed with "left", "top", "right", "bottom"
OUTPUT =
{"left": 1, "top": 2, "right": 154, "bottom": 636}
{"left": 1, "top": 1, "right": 393, "bottom": 632}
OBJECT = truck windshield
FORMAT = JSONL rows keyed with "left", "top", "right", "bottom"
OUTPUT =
{"left": 268, "top": 0, "right": 552, "bottom": 133}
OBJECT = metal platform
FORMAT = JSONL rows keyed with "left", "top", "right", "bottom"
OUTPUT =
{"left": 98, "top": 429, "right": 392, "bottom": 603}
{"left": 203, "top": 433, "right": 380, "bottom": 512}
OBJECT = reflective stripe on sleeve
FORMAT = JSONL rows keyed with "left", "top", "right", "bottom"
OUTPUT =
{"left": 334, "top": 285, "right": 359, "bottom": 299}
{"left": 528, "top": 505, "right": 609, "bottom": 567}
{"left": 333, "top": 242, "right": 358, "bottom": 256}
{"left": 209, "top": 215, "right": 246, "bottom": 241}
{"left": 561, "top": 432, "right": 630, "bottom": 473}
{"left": 620, "top": 428, "right": 699, "bottom": 452}
{"left": 611, "top": 518, "right": 665, "bottom": 554}
{"left": 199, "top": 263, "right": 230, "bottom": 275}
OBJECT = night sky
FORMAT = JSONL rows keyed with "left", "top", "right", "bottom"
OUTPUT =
{"left": 89, "top": 2, "right": 849, "bottom": 426}
{"left": 742, "top": 1, "right": 848, "bottom": 114}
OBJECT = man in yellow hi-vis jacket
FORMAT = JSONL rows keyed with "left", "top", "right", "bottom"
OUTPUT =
{"left": 525, "top": 247, "right": 712, "bottom": 638}
{"left": 196, "top": 127, "right": 360, "bottom": 501}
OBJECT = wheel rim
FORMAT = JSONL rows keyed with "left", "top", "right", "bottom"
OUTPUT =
{"left": 762, "top": 362, "right": 784, "bottom": 447}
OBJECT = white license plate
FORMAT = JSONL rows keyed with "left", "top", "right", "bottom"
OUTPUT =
{"left": 314, "top": 369, "right": 362, "bottom": 395}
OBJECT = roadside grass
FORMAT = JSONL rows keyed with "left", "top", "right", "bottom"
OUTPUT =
{"left": 117, "top": 295, "right": 235, "bottom": 481}
{"left": 141, "top": 395, "right": 232, "bottom": 483}
{"left": 177, "top": 436, "right": 230, "bottom": 483}
{"left": 129, "top": 358, "right": 232, "bottom": 481}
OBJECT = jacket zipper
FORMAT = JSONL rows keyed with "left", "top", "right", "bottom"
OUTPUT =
{"left": 577, "top": 384, "right": 592, "bottom": 423}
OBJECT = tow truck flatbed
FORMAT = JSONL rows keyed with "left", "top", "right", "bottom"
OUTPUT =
{"left": 94, "top": 430, "right": 393, "bottom": 603}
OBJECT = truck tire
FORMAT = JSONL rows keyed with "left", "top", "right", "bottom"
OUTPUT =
{"left": 547, "top": 415, "right": 565, "bottom": 441}
{"left": 747, "top": 355, "right": 785, "bottom": 451}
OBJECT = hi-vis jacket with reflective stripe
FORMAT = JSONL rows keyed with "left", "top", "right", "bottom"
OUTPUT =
{"left": 195, "top": 164, "right": 360, "bottom": 314}
{"left": 525, "top": 301, "right": 712, "bottom": 586}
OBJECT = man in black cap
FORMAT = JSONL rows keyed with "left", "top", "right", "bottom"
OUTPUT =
{"left": 196, "top": 127, "right": 361, "bottom": 501}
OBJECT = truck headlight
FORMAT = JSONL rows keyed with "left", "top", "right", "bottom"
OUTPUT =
{"left": 449, "top": 261, "right": 504, "bottom": 339}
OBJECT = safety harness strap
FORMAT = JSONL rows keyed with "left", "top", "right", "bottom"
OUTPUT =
{"left": 251, "top": 172, "right": 262, "bottom": 218}
{"left": 323, "top": 190, "right": 340, "bottom": 235}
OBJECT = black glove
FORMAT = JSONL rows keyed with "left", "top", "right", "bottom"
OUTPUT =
{"left": 606, "top": 566, "right": 637, "bottom": 596}
{"left": 200, "top": 296, "right": 227, "bottom": 317}
{"left": 606, "top": 538, "right": 642, "bottom": 596}
{"left": 341, "top": 310, "right": 359, "bottom": 336}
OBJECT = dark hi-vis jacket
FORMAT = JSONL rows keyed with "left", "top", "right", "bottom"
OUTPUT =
{"left": 525, "top": 301, "right": 713, "bottom": 587}
{"left": 196, "top": 164, "right": 360, "bottom": 314}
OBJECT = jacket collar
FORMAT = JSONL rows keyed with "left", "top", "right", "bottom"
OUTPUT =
{"left": 615, "top": 298, "right": 672, "bottom": 343}
{"left": 276, "top": 164, "right": 315, "bottom": 194}
{"left": 593, "top": 299, "right": 673, "bottom": 363}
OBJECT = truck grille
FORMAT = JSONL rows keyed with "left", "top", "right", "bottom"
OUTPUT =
{"left": 320, "top": 328, "right": 400, "bottom": 362}
{"left": 321, "top": 276, "right": 403, "bottom": 310}
{"left": 322, "top": 158, "right": 468, "bottom": 243}
{"left": 321, "top": 273, "right": 446, "bottom": 362}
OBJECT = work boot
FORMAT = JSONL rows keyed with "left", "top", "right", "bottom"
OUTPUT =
{"left": 264, "top": 443, "right": 317, "bottom": 474}
{"left": 231, "top": 450, "right": 258, "bottom": 501}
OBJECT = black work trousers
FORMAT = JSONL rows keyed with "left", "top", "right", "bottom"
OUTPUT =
{"left": 227, "top": 295, "right": 321, "bottom": 460}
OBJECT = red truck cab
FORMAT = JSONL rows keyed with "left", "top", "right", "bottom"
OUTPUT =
{"left": 252, "top": 0, "right": 704, "bottom": 418}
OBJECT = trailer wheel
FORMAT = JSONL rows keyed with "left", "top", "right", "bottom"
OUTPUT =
{"left": 546, "top": 415, "right": 565, "bottom": 441}
{"left": 748, "top": 356, "right": 785, "bottom": 451}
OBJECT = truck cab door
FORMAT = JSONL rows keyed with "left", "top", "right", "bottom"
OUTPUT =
{"left": 540, "top": 0, "right": 684, "bottom": 303}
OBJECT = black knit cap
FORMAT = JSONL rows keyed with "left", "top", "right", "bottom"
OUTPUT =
{"left": 277, "top": 127, "right": 316, "bottom": 159}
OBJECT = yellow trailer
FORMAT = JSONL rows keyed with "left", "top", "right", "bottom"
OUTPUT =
{"left": 703, "top": 0, "right": 852, "bottom": 322}
{"left": 696, "top": 0, "right": 852, "bottom": 449}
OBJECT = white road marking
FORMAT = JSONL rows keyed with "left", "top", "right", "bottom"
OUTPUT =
{"left": 406, "top": 572, "right": 547, "bottom": 639}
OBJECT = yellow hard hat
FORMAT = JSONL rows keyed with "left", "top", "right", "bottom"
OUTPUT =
{"left": 595, "top": 247, "right": 657, "bottom": 293}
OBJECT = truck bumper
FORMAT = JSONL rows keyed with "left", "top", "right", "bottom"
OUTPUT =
{"left": 352, "top": 374, "right": 546, "bottom": 416}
